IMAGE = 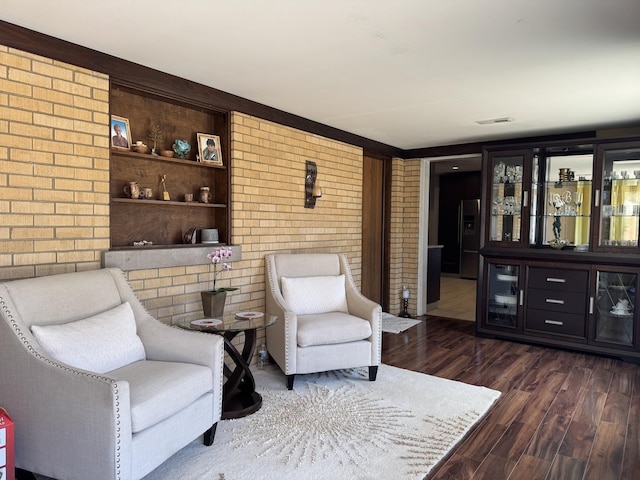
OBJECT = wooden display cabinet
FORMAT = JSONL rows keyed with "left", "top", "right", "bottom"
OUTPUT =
{"left": 478, "top": 136, "right": 640, "bottom": 363}
{"left": 109, "top": 82, "right": 230, "bottom": 249}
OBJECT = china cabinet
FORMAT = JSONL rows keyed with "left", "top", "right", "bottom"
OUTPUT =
{"left": 478, "top": 136, "right": 640, "bottom": 362}
{"left": 109, "top": 82, "right": 230, "bottom": 249}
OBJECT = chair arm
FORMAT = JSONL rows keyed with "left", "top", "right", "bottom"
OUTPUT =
{"left": 346, "top": 288, "right": 382, "bottom": 365}
{"left": 0, "top": 331, "right": 133, "bottom": 479}
{"left": 346, "top": 288, "right": 382, "bottom": 324}
{"left": 137, "top": 320, "right": 225, "bottom": 420}
{"left": 265, "top": 276, "right": 298, "bottom": 374}
{"left": 138, "top": 319, "right": 224, "bottom": 367}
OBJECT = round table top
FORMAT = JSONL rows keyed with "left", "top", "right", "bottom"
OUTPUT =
{"left": 173, "top": 311, "right": 277, "bottom": 333}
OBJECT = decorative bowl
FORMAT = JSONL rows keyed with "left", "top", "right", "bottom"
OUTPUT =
{"left": 132, "top": 144, "right": 150, "bottom": 154}
{"left": 549, "top": 239, "right": 568, "bottom": 250}
{"left": 160, "top": 150, "right": 175, "bottom": 157}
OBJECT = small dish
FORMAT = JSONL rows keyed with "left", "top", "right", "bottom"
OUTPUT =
{"left": 496, "top": 274, "right": 517, "bottom": 282}
{"left": 609, "top": 309, "right": 631, "bottom": 317}
{"left": 160, "top": 150, "right": 175, "bottom": 157}
{"left": 191, "top": 318, "right": 222, "bottom": 327}
{"left": 495, "top": 294, "right": 517, "bottom": 306}
{"left": 235, "top": 311, "right": 264, "bottom": 320}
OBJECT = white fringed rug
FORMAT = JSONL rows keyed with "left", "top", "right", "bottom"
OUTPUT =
{"left": 381, "top": 312, "right": 422, "bottom": 333}
{"left": 143, "top": 364, "right": 501, "bottom": 480}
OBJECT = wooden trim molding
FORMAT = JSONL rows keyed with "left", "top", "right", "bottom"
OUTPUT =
{"left": 0, "top": 19, "right": 404, "bottom": 159}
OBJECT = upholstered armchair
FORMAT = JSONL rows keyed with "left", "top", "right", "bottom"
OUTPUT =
{"left": 265, "top": 253, "right": 382, "bottom": 389}
{"left": 0, "top": 268, "right": 224, "bottom": 480}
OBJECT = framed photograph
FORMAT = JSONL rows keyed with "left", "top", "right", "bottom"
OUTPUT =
{"left": 197, "top": 133, "right": 223, "bottom": 166}
{"left": 111, "top": 115, "right": 131, "bottom": 150}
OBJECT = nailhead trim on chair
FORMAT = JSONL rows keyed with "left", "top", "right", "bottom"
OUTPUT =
{"left": 266, "top": 256, "right": 292, "bottom": 372}
{"left": 0, "top": 296, "right": 124, "bottom": 480}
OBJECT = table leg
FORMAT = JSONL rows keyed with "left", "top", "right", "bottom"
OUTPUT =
{"left": 221, "top": 328, "right": 262, "bottom": 419}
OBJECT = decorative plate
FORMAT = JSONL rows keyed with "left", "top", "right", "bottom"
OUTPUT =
{"left": 235, "top": 311, "right": 265, "bottom": 319}
{"left": 191, "top": 318, "right": 223, "bottom": 327}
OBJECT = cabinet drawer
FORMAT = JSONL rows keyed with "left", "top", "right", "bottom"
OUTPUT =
{"left": 526, "top": 308, "right": 586, "bottom": 338}
{"left": 527, "top": 267, "right": 588, "bottom": 292}
{"left": 527, "top": 288, "right": 587, "bottom": 314}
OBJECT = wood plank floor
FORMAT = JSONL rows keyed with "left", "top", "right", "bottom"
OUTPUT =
{"left": 381, "top": 316, "right": 640, "bottom": 480}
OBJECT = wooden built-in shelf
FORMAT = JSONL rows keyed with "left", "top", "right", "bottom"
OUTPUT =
{"left": 111, "top": 198, "right": 226, "bottom": 208}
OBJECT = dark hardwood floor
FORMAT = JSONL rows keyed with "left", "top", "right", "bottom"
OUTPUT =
{"left": 382, "top": 316, "right": 640, "bottom": 480}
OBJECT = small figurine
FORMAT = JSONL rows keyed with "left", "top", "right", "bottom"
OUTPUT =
{"left": 160, "top": 175, "right": 170, "bottom": 201}
{"left": 147, "top": 124, "right": 163, "bottom": 156}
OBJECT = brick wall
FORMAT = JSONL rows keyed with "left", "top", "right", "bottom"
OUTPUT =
{"left": 227, "top": 113, "right": 365, "bottom": 344}
{"left": 388, "top": 158, "right": 421, "bottom": 316}
{"left": 0, "top": 46, "right": 110, "bottom": 279}
{"left": 0, "top": 45, "right": 421, "bottom": 350}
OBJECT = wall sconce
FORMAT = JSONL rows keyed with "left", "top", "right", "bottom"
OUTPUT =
{"left": 398, "top": 286, "right": 411, "bottom": 318}
{"left": 305, "top": 160, "right": 322, "bottom": 208}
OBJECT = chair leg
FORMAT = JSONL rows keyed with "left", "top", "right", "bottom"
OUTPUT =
{"left": 203, "top": 423, "right": 217, "bottom": 446}
{"left": 369, "top": 365, "right": 378, "bottom": 381}
{"left": 286, "top": 374, "right": 295, "bottom": 390}
{"left": 16, "top": 469, "right": 37, "bottom": 480}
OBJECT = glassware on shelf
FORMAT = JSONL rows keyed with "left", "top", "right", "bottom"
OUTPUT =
{"left": 541, "top": 150, "right": 593, "bottom": 249}
{"left": 574, "top": 191, "right": 583, "bottom": 215}
{"left": 487, "top": 263, "right": 520, "bottom": 328}
{"left": 595, "top": 270, "right": 637, "bottom": 346}
{"left": 598, "top": 145, "right": 640, "bottom": 249}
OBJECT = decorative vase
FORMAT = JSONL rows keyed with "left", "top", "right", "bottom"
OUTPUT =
{"left": 201, "top": 291, "right": 227, "bottom": 318}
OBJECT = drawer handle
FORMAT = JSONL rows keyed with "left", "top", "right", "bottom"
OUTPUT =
{"left": 545, "top": 320, "right": 564, "bottom": 326}
{"left": 519, "top": 290, "right": 524, "bottom": 306}
{"left": 546, "top": 299, "right": 565, "bottom": 305}
{"left": 546, "top": 277, "right": 566, "bottom": 283}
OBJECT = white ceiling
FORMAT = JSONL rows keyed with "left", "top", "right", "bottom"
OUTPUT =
{"left": 2, "top": 0, "right": 640, "bottom": 151}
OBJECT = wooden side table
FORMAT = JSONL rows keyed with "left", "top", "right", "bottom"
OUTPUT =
{"left": 174, "top": 313, "right": 277, "bottom": 419}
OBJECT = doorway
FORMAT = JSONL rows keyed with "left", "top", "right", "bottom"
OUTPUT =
{"left": 424, "top": 156, "right": 481, "bottom": 321}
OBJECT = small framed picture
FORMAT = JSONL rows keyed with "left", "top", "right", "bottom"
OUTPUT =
{"left": 197, "top": 133, "right": 223, "bottom": 166}
{"left": 111, "top": 115, "right": 131, "bottom": 150}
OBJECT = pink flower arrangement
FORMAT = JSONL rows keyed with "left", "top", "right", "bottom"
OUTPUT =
{"left": 206, "top": 247, "right": 237, "bottom": 293}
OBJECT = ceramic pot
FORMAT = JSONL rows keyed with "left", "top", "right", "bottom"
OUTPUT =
{"left": 201, "top": 290, "right": 227, "bottom": 318}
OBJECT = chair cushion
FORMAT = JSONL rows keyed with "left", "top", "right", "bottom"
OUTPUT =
{"left": 30, "top": 302, "right": 145, "bottom": 374}
{"left": 281, "top": 275, "right": 349, "bottom": 315}
{"left": 297, "top": 312, "right": 372, "bottom": 347}
{"left": 108, "top": 360, "right": 213, "bottom": 433}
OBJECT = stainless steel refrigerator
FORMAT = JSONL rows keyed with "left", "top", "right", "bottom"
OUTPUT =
{"left": 460, "top": 199, "right": 480, "bottom": 279}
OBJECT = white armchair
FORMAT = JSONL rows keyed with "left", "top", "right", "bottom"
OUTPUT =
{"left": 265, "top": 253, "right": 382, "bottom": 389}
{"left": 0, "top": 268, "right": 224, "bottom": 480}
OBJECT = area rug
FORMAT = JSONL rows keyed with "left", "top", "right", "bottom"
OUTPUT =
{"left": 143, "top": 364, "right": 501, "bottom": 480}
{"left": 381, "top": 312, "right": 422, "bottom": 333}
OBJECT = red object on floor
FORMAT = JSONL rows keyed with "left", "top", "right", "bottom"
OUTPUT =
{"left": 0, "top": 408, "right": 15, "bottom": 480}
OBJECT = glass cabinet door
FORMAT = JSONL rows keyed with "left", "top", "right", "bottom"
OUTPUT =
{"left": 592, "top": 268, "right": 638, "bottom": 349}
{"left": 531, "top": 145, "right": 593, "bottom": 249}
{"left": 595, "top": 143, "right": 640, "bottom": 251}
{"left": 542, "top": 152, "right": 593, "bottom": 249}
{"left": 485, "top": 262, "right": 521, "bottom": 330}
{"left": 487, "top": 150, "right": 531, "bottom": 246}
